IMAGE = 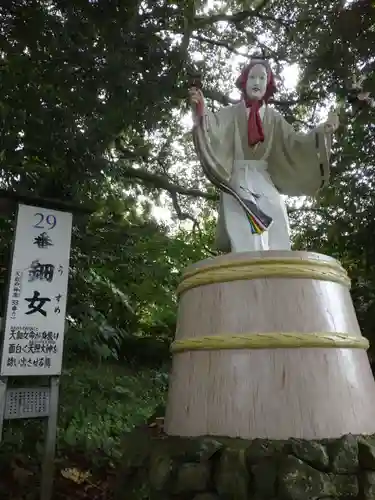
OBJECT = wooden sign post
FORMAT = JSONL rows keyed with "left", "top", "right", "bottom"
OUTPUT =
{"left": 0, "top": 199, "right": 73, "bottom": 500}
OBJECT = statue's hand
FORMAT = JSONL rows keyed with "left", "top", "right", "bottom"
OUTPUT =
{"left": 188, "top": 87, "right": 204, "bottom": 112}
{"left": 322, "top": 110, "right": 339, "bottom": 134}
{"left": 358, "top": 92, "right": 375, "bottom": 108}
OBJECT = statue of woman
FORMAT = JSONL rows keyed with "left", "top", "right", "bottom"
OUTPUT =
{"left": 189, "top": 58, "right": 339, "bottom": 253}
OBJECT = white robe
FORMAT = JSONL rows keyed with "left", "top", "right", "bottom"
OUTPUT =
{"left": 201, "top": 101, "right": 331, "bottom": 253}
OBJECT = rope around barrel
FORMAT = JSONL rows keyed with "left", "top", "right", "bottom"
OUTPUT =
{"left": 170, "top": 332, "right": 369, "bottom": 353}
{"left": 182, "top": 256, "right": 343, "bottom": 279}
{"left": 177, "top": 260, "right": 350, "bottom": 295}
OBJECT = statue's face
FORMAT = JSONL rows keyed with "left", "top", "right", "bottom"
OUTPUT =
{"left": 246, "top": 64, "right": 268, "bottom": 100}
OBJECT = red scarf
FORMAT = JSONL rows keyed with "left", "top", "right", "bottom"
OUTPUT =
{"left": 235, "top": 60, "right": 276, "bottom": 146}
{"left": 244, "top": 98, "right": 264, "bottom": 146}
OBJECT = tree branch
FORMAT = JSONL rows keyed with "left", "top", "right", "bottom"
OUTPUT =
{"left": 191, "top": 34, "right": 251, "bottom": 59}
{"left": 204, "top": 87, "right": 310, "bottom": 108}
{"left": 121, "top": 165, "right": 218, "bottom": 201}
{"left": 287, "top": 206, "right": 334, "bottom": 217}
{"left": 204, "top": 89, "right": 238, "bottom": 106}
{"left": 169, "top": 190, "right": 200, "bottom": 228}
{"left": 179, "top": 3, "right": 195, "bottom": 70}
{"left": 253, "top": 0, "right": 274, "bottom": 11}
{"left": 193, "top": 10, "right": 294, "bottom": 30}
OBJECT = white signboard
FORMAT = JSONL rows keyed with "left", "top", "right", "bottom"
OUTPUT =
{"left": 0, "top": 204, "right": 72, "bottom": 376}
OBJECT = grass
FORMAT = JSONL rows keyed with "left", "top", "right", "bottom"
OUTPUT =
{"left": 57, "top": 361, "right": 168, "bottom": 463}
{"left": 0, "top": 360, "right": 169, "bottom": 499}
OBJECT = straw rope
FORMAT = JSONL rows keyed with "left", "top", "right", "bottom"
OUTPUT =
{"left": 171, "top": 332, "right": 369, "bottom": 353}
{"left": 182, "top": 257, "right": 343, "bottom": 279}
{"left": 178, "top": 260, "right": 350, "bottom": 295}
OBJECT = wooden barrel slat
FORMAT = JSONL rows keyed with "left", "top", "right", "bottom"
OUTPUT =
{"left": 164, "top": 251, "right": 375, "bottom": 440}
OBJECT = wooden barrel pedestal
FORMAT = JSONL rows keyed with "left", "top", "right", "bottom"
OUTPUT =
{"left": 164, "top": 251, "right": 375, "bottom": 440}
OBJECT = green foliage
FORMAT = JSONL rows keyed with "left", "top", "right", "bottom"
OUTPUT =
{"left": 0, "top": 362, "right": 168, "bottom": 468}
{"left": 57, "top": 363, "right": 168, "bottom": 462}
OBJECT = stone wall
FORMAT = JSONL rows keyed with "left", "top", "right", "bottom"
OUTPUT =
{"left": 116, "top": 431, "right": 375, "bottom": 499}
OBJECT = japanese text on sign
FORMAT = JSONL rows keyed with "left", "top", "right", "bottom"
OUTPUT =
{"left": 0, "top": 204, "right": 73, "bottom": 376}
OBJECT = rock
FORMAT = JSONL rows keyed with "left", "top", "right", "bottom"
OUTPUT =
{"left": 192, "top": 494, "right": 219, "bottom": 500}
{"left": 365, "top": 471, "right": 375, "bottom": 484}
{"left": 149, "top": 454, "right": 174, "bottom": 491}
{"left": 115, "top": 428, "right": 156, "bottom": 499}
{"left": 358, "top": 437, "right": 375, "bottom": 469}
{"left": 215, "top": 446, "right": 250, "bottom": 500}
{"left": 115, "top": 469, "right": 149, "bottom": 499}
{"left": 288, "top": 439, "right": 329, "bottom": 470}
{"left": 360, "top": 471, "right": 375, "bottom": 499}
{"left": 251, "top": 458, "right": 277, "bottom": 498}
{"left": 153, "top": 436, "right": 222, "bottom": 462}
{"left": 119, "top": 427, "right": 152, "bottom": 471}
{"left": 173, "top": 462, "right": 211, "bottom": 494}
{"left": 198, "top": 438, "right": 224, "bottom": 461}
{"left": 149, "top": 490, "right": 170, "bottom": 500}
{"left": 278, "top": 455, "right": 334, "bottom": 500}
{"left": 328, "top": 434, "right": 359, "bottom": 473}
{"left": 246, "top": 438, "right": 285, "bottom": 465}
{"left": 331, "top": 474, "right": 358, "bottom": 497}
